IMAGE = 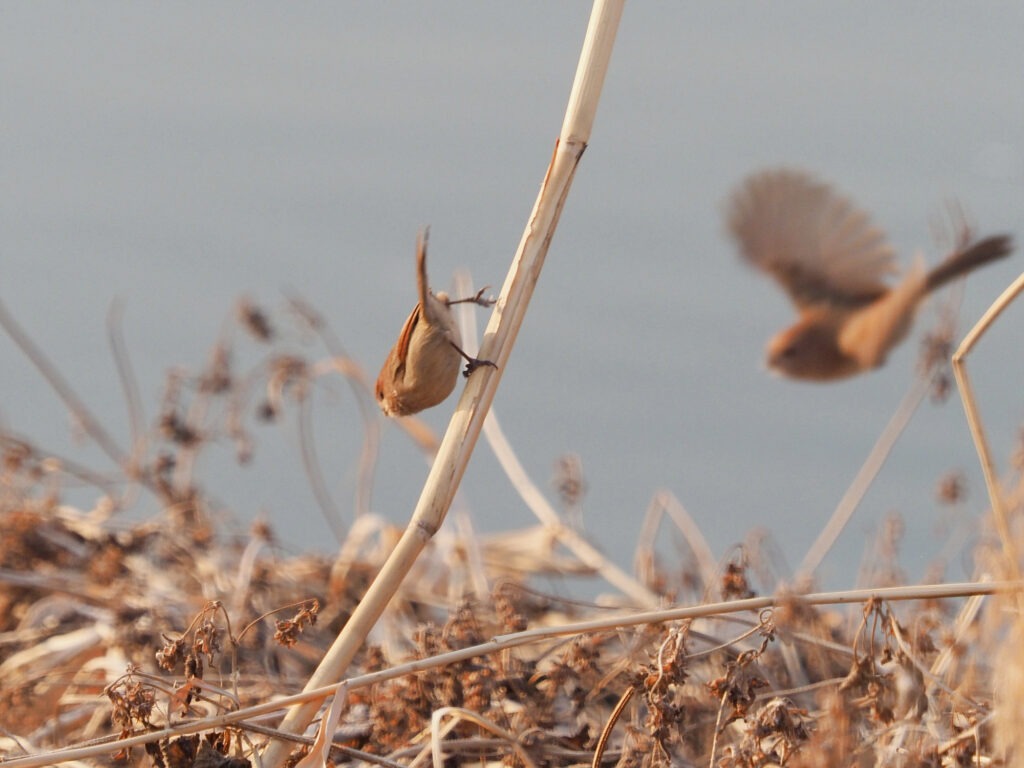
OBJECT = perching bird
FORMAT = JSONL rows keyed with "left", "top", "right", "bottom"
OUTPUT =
{"left": 726, "top": 169, "right": 1013, "bottom": 381}
{"left": 375, "top": 229, "right": 495, "bottom": 416}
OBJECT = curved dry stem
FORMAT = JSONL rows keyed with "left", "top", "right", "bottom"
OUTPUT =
{"left": 293, "top": 686, "right": 347, "bottom": 768}
{"left": 296, "top": 384, "right": 345, "bottom": 543}
{"left": 287, "top": 290, "right": 381, "bottom": 520}
{"left": 592, "top": 686, "right": 635, "bottom": 768}
{"left": 638, "top": 490, "right": 719, "bottom": 591}
{"left": 952, "top": 270, "right": 1024, "bottom": 581}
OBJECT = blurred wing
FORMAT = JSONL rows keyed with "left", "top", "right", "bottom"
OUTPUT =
{"left": 726, "top": 169, "right": 897, "bottom": 308}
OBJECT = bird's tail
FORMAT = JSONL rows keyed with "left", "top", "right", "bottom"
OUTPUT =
{"left": 926, "top": 234, "right": 1014, "bottom": 292}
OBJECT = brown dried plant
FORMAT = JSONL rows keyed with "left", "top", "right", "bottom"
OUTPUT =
{"left": 0, "top": 289, "right": 1018, "bottom": 768}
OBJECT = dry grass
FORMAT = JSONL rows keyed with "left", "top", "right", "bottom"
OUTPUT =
{"left": 0, "top": 280, "right": 1021, "bottom": 768}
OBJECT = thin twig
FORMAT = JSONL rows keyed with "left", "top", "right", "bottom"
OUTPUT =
{"left": 232, "top": 718, "right": 408, "bottom": 768}
{"left": 797, "top": 373, "right": 930, "bottom": 581}
{"left": 0, "top": 297, "right": 128, "bottom": 470}
{"left": 427, "top": 707, "right": 539, "bottom": 768}
{"left": 106, "top": 299, "right": 147, "bottom": 488}
{"left": 485, "top": 406, "right": 658, "bottom": 606}
{"left": 0, "top": 431, "right": 119, "bottom": 498}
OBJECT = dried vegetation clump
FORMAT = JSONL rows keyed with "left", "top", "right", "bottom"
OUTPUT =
{"left": 0, "top": 296, "right": 1021, "bottom": 768}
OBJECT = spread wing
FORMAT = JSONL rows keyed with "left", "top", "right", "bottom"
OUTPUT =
{"left": 726, "top": 169, "right": 898, "bottom": 308}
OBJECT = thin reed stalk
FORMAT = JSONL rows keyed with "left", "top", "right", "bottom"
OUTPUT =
{"left": 258, "top": 3, "right": 626, "bottom": 763}
{"left": 797, "top": 373, "right": 930, "bottom": 580}
{"left": 952, "top": 270, "right": 1024, "bottom": 580}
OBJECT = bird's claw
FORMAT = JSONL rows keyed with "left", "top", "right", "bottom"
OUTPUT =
{"left": 463, "top": 358, "right": 498, "bottom": 378}
{"left": 447, "top": 287, "right": 496, "bottom": 308}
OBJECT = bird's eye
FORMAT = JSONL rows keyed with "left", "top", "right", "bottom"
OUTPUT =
{"left": 781, "top": 345, "right": 799, "bottom": 358}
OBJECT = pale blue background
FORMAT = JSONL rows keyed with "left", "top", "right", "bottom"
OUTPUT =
{"left": 3, "top": 4, "right": 1022, "bottom": 591}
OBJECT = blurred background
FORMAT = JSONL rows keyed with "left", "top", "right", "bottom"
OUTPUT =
{"left": 3, "top": 3, "right": 1022, "bottom": 593}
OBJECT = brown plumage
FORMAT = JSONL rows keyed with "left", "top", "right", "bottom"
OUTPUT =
{"left": 726, "top": 169, "right": 1013, "bottom": 381}
{"left": 375, "top": 230, "right": 495, "bottom": 416}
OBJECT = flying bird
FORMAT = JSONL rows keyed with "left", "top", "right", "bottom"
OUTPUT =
{"left": 726, "top": 169, "right": 1013, "bottom": 381}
